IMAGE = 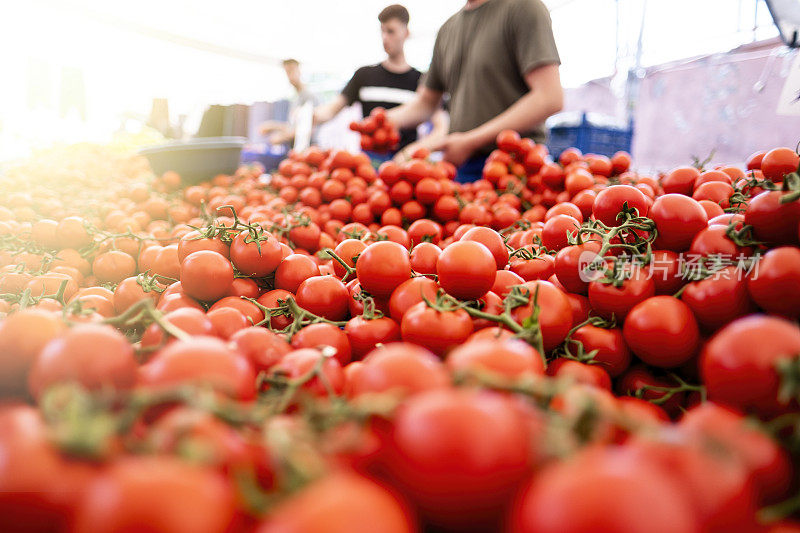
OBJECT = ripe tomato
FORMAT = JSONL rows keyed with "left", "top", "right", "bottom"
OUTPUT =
{"left": 623, "top": 296, "right": 699, "bottom": 367}
{"left": 446, "top": 338, "right": 544, "bottom": 380}
{"left": 228, "top": 326, "right": 291, "bottom": 372}
{"left": 0, "top": 310, "right": 67, "bottom": 399}
{"left": 291, "top": 322, "right": 352, "bottom": 365}
{"left": 511, "top": 280, "right": 572, "bottom": 352}
{"left": 331, "top": 238, "right": 366, "bottom": 278}
{"left": 388, "top": 388, "right": 532, "bottom": 530}
{"left": 571, "top": 324, "right": 631, "bottom": 377}
{"left": 256, "top": 472, "right": 414, "bottom": 533}
{"left": 179, "top": 250, "right": 233, "bottom": 302}
{"left": 400, "top": 301, "right": 473, "bottom": 356}
{"left": 355, "top": 241, "right": 412, "bottom": 299}
{"left": 700, "top": 315, "right": 800, "bottom": 416}
{"left": 274, "top": 253, "right": 321, "bottom": 293}
{"left": 682, "top": 267, "right": 755, "bottom": 331}
{"left": 511, "top": 446, "right": 698, "bottom": 533}
{"left": 28, "top": 324, "right": 137, "bottom": 400}
{"left": 344, "top": 315, "right": 401, "bottom": 360}
{"left": 747, "top": 247, "right": 800, "bottom": 318}
{"left": 588, "top": 266, "right": 656, "bottom": 320}
{"left": 547, "top": 358, "right": 612, "bottom": 390}
{"left": 229, "top": 230, "right": 283, "bottom": 278}
{"left": 295, "top": 276, "right": 349, "bottom": 321}
{"left": 92, "top": 250, "right": 136, "bottom": 284}
{"left": 662, "top": 166, "right": 700, "bottom": 195}
{"left": 73, "top": 456, "right": 236, "bottom": 533}
{"left": 206, "top": 306, "right": 249, "bottom": 339}
{"left": 388, "top": 277, "right": 439, "bottom": 322}
{"left": 540, "top": 214, "right": 580, "bottom": 251}
{"left": 760, "top": 147, "right": 799, "bottom": 181}
{"left": 345, "top": 343, "right": 449, "bottom": 398}
{"left": 744, "top": 191, "right": 800, "bottom": 246}
{"left": 269, "top": 348, "right": 345, "bottom": 398}
{"left": 177, "top": 230, "right": 229, "bottom": 262}
{"left": 592, "top": 185, "right": 649, "bottom": 226}
{"left": 459, "top": 226, "right": 509, "bottom": 269}
{"left": 436, "top": 240, "right": 497, "bottom": 300}
{"left": 650, "top": 194, "right": 708, "bottom": 251}
{"left": 139, "top": 336, "right": 256, "bottom": 400}
{"left": 511, "top": 252, "right": 555, "bottom": 281}
{"left": 409, "top": 242, "right": 441, "bottom": 275}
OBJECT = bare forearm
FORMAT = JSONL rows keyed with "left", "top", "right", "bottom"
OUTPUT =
{"left": 313, "top": 95, "right": 347, "bottom": 126}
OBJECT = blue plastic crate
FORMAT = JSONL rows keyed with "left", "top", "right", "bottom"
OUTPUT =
{"left": 547, "top": 112, "right": 633, "bottom": 159}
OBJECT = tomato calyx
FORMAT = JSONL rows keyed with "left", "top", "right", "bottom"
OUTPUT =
{"left": 135, "top": 270, "right": 170, "bottom": 294}
{"left": 247, "top": 296, "right": 347, "bottom": 339}
{"left": 319, "top": 248, "right": 356, "bottom": 283}
{"left": 779, "top": 170, "right": 800, "bottom": 204}
{"left": 351, "top": 290, "right": 383, "bottom": 320}
{"left": 725, "top": 219, "right": 762, "bottom": 248}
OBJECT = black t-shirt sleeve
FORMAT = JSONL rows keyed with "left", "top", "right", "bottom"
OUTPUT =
{"left": 341, "top": 67, "right": 366, "bottom": 106}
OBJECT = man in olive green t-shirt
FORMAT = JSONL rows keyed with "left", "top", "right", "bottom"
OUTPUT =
{"left": 388, "top": 0, "right": 563, "bottom": 182}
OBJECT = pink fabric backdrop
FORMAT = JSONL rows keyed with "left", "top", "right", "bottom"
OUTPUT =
{"left": 563, "top": 39, "right": 800, "bottom": 171}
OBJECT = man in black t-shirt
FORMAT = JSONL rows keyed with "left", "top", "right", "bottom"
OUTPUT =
{"left": 313, "top": 4, "right": 448, "bottom": 151}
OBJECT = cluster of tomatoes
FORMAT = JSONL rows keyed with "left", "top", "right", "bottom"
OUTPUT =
{"left": 0, "top": 135, "right": 799, "bottom": 533}
{"left": 349, "top": 107, "right": 401, "bottom": 153}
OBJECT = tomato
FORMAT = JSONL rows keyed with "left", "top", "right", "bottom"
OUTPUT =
{"left": 459, "top": 226, "right": 509, "bottom": 269}
{"left": 647, "top": 249, "right": 686, "bottom": 295}
{"left": 269, "top": 348, "right": 345, "bottom": 398}
{"left": 400, "top": 301, "right": 473, "bottom": 356}
{"left": 346, "top": 342, "right": 448, "bottom": 399}
{"left": 344, "top": 315, "right": 401, "bottom": 361}
{"left": 73, "top": 456, "right": 236, "bottom": 533}
{"left": 649, "top": 194, "right": 708, "bottom": 251}
{"left": 228, "top": 326, "right": 291, "bottom": 372}
{"left": 295, "top": 276, "right": 349, "bottom": 321}
{"left": 700, "top": 315, "right": 800, "bottom": 416}
{"left": 179, "top": 250, "right": 233, "bottom": 303}
{"left": 274, "top": 253, "right": 321, "bottom": 293}
{"left": 28, "top": 324, "right": 137, "bottom": 400}
{"left": 588, "top": 266, "right": 655, "bottom": 320}
{"left": 139, "top": 336, "right": 256, "bottom": 400}
{"left": 256, "top": 472, "right": 414, "bottom": 533}
{"left": 661, "top": 166, "right": 700, "bottom": 196}
{"left": 0, "top": 310, "right": 67, "bottom": 398}
{"left": 331, "top": 238, "right": 366, "bottom": 278}
{"left": 592, "top": 185, "right": 649, "bottom": 226}
{"left": 113, "top": 276, "right": 161, "bottom": 314}
{"left": 446, "top": 338, "right": 544, "bottom": 380}
{"left": 208, "top": 295, "right": 264, "bottom": 325}
{"left": 408, "top": 242, "right": 441, "bottom": 275}
{"left": 229, "top": 230, "right": 283, "bottom": 278}
{"left": 623, "top": 296, "right": 699, "bottom": 367}
{"left": 291, "top": 322, "right": 352, "bottom": 365}
{"left": 55, "top": 216, "right": 92, "bottom": 250}
{"left": 682, "top": 267, "right": 755, "bottom": 331}
{"left": 511, "top": 280, "right": 573, "bottom": 351}
{"left": 680, "top": 402, "right": 793, "bottom": 504}
{"left": 490, "top": 269, "right": 525, "bottom": 298}
{"left": 547, "top": 358, "right": 612, "bottom": 390}
{"left": 177, "top": 230, "right": 229, "bottom": 262}
{"left": 747, "top": 247, "right": 800, "bottom": 319}
{"left": 388, "top": 277, "right": 439, "bottom": 322}
{"left": 0, "top": 405, "right": 95, "bottom": 532}
{"left": 511, "top": 252, "right": 555, "bottom": 281}
{"left": 744, "top": 191, "right": 800, "bottom": 246}
{"left": 760, "top": 147, "right": 799, "bottom": 181}
{"left": 92, "top": 250, "right": 136, "bottom": 284}
{"left": 571, "top": 324, "right": 631, "bottom": 377}
{"left": 355, "top": 241, "right": 412, "bottom": 299}
{"left": 540, "top": 214, "right": 580, "bottom": 251}
{"left": 206, "top": 306, "right": 249, "bottom": 339}
{"left": 436, "top": 240, "right": 497, "bottom": 300}
{"left": 690, "top": 225, "right": 751, "bottom": 257}
{"left": 388, "top": 388, "right": 532, "bottom": 530}
{"left": 512, "top": 446, "right": 698, "bottom": 533}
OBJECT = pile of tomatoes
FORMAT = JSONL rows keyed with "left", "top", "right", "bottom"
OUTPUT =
{"left": 349, "top": 107, "right": 401, "bottom": 153}
{"left": 1, "top": 134, "right": 799, "bottom": 533}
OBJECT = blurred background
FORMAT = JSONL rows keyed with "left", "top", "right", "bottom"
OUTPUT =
{"left": 1, "top": 0, "right": 797, "bottom": 169}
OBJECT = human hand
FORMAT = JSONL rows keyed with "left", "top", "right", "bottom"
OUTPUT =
{"left": 441, "top": 132, "right": 479, "bottom": 167}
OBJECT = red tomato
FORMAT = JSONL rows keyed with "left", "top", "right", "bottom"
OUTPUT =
{"left": 459, "top": 226, "right": 509, "bottom": 269}
{"left": 139, "top": 336, "right": 256, "bottom": 400}
{"left": 206, "top": 306, "right": 249, "bottom": 339}
{"left": 747, "top": 247, "right": 800, "bottom": 319}
{"left": 73, "top": 456, "right": 236, "bottom": 533}
{"left": 256, "top": 472, "right": 414, "bottom": 533}
{"left": 229, "top": 230, "right": 283, "bottom": 278}
{"left": 0, "top": 310, "right": 66, "bottom": 398}
{"left": 291, "top": 322, "right": 352, "bottom": 365}
{"left": 180, "top": 250, "right": 233, "bottom": 302}
{"left": 588, "top": 266, "right": 656, "bottom": 320}
{"left": 28, "top": 324, "right": 137, "bottom": 400}
{"left": 511, "top": 280, "right": 572, "bottom": 352}
{"left": 650, "top": 194, "right": 708, "bottom": 251}
{"left": 446, "top": 338, "right": 544, "bottom": 380}
{"left": 388, "top": 388, "right": 532, "bottom": 530}
{"left": 547, "top": 358, "right": 612, "bottom": 390}
{"left": 592, "top": 185, "right": 649, "bottom": 226}
{"left": 400, "top": 302, "right": 473, "bottom": 356}
{"left": 682, "top": 267, "right": 755, "bottom": 331}
{"left": 274, "top": 253, "right": 321, "bottom": 293}
{"left": 388, "top": 277, "right": 439, "bottom": 322}
{"left": 540, "top": 214, "right": 580, "bottom": 251}
{"left": 662, "top": 166, "right": 700, "bottom": 196}
{"left": 511, "top": 446, "right": 698, "bottom": 533}
{"left": 437, "top": 240, "right": 497, "bottom": 300}
{"left": 295, "top": 276, "right": 349, "bottom": 321}
{"left": 344, "top": 316, "right": 401, "bottom": 361}
{"left": 622, "top": 296, "right": 699, "bottom": 367}
{"left": 355, "top": 241, "right": 412, "bottom": 299}
{"left": 571, "top": 324, "right": 631, "bottom": 377}
{"left": 760, "top": 147, "right": 799, "bottom": 181}
{"left": 745, "top": 191, "right": 800, "bottom": 246}
{"left": 346, "top": 342, "right": 449, "bottom": 398}
{"left": 269, "top": 348, "right": 345, "bottom": 398}
{"left": 700, "top": 315, "right": 800, "bottom": 416}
